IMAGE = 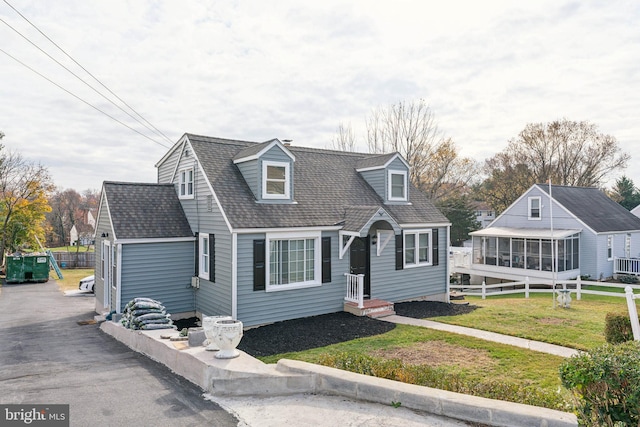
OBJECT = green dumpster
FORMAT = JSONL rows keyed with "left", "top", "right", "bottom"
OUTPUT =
{"left": 5, "top": 253, "right": 50, "bottom": 283}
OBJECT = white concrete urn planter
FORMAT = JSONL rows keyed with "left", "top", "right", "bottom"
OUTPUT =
{"left": 202, "top": 315, "right": 232, "bottom": 351}
{"left": 213, "top": 319, "right": 243, "bottom": 359}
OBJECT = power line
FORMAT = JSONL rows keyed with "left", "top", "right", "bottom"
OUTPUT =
{"left": 1, "top": 0, "right": 174, "bottom": 145}
{"left": 0, "top": 47, "right": 171, "bottom": 149}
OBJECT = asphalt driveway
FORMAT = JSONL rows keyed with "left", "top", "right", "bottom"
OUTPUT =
{"left": 0, "top": 279, "right": 238, "bottom": 427}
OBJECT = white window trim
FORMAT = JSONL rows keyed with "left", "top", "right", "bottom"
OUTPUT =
{"left": 388, "top": 169, "right": 408, "bottom": 201}
{"left": 179, "top": 168, "right": 194, "bottom": 199}
{"left": 265, "top": 230, "right": 321, "bottom": 291}
{"left": 262, "top": 161, "right": 290, "bottom": 200}
{"left": 607, "top": 235, "right": 613, "bottom": 261}
{"left": 199, "top": 234, "right": 210, "bottom": 281}
{"left": 528, "top": 196, "right": 541, "bottom": 220}
{"left": 404, "top": 229, "right": 432, "bottom": 268}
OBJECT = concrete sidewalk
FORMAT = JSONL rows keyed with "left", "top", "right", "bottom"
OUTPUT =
{"left": 383, "top": 315, "right": 581, "bottom": 358}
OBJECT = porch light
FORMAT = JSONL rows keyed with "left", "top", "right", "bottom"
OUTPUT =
{"left": 371, "top": 235, "right": 378, "bottom": 246}
{"left": 101, "top": 232, "right": 109, "bottom": 238}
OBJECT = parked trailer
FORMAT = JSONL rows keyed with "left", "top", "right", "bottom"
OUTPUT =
{"left": 5, "top": 253, "right": 50, "bottom": 283}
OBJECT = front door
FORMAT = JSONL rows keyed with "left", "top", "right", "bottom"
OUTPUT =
{"left": 350, "top": 236, "right": 371, "bottom": 298}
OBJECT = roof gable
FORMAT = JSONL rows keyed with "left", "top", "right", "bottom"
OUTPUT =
{"left": 355, "top": 152, "right": 409, "bottom": 172}
{"left": 232, "top": 138, "right": 295, "bottom": 164}
{"left": 102, "top": 182, "right": 193, "bottom": 239}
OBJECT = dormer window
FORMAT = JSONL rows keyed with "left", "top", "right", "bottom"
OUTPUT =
{"left": 528, "top": 196, "right": 541, "bottom": 220}
{"left": 388, "top": 170, "right": 407, "bottom": 201}
{"left": 262, "top": 161, "right": 290, "bottom": 199}
{"left": 179, "top": 168, "right": 194, "bottom": 199}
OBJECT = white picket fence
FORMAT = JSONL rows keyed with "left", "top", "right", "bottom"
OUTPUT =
{"left": 626, "top": 286, "right": 640, "bottom": 341}
{"left": 450, "top": 276, "right": 640, "bottom": 301}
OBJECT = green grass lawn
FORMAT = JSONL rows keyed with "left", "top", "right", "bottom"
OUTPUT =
{"left": 257, "top": 293, "right": 638, "bottom": 410}
{"left": 54, "top": 268, "right": 94, "bottom": 292}
{"left": 431, "top": 293, "right": 634, "bottom": 351}
{"left": 47, "top": 245, "right": 94, "bottom": 252}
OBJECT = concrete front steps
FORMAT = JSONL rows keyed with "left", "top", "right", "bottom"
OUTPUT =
{"left": 343, "top": 298, "right": 395, "bottom": 318}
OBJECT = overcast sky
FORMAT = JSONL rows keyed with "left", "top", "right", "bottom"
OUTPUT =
{"left": 1, "top": 0, "right": 639, "bottom": 193}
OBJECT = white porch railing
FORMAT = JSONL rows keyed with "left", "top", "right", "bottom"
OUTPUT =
{"left": 615, "top": 257, "right": 640, "bottom": 275}
{"left": 344, "top": 273, "right": 364, "bottom": 309}
{"left": 625, "top": 286, "right": 640, "bottom": 341}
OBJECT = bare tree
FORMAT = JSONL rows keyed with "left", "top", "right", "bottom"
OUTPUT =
{"left": 328, "top": 122, "right": 357, "bottom": 152}
{"left": 479, "top": 119, "right": 630, "bottom": 213}
{"left": 365, "top": 99, "right": 479, "bottom": 200}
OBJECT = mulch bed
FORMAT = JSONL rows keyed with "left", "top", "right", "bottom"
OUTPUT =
{"left": 237, "top": 301, "right": 478, "bottom": 357}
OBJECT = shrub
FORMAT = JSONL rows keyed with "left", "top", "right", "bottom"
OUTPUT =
{"left": 619, "top": 274, "right": 639, "bottom": 284}
{"left": 319, "top": 352, "right": 569, "bottom": 410}
{"left": 559, "top": 341, "right": 640, "bottom": 426}
{"left": 604, "top": 312, "right": 634, "bottom": 344}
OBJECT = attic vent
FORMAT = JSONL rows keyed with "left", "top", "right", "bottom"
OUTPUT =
{"left": 184, "top": 148, "right": 190, "bottom": 157}
{"left": 207, "top": 195, "right": 213, "bottom": 212}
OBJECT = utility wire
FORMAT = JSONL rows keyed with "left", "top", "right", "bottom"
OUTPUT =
{"left": 0, "top": 47, "right": 171, "bottom": 149}
{"left": 1, "top": 0, "right": 174, "bottom": 145}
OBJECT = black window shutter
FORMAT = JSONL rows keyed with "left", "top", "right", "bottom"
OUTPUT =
{"left": 395, "top": 232, "right": 404, "bottom": 270}
{"left": 194, "top": 232, "right": 199, "bottom": 276}
{"left": 209, "top": 234, "right": 215, "bottom": 282}
{"left": 321, "top": 236, "right": 331, "bottom": 283}
{"left": 432, "top": 228, "right": 439, "bottom": 266}
{"left": 253, "top": 239, "right": 266, "bottom": 291}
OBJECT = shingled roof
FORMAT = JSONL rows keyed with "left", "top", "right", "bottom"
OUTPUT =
{"left": 186, "top": 134, "right": 449, "bottom": 230}
{"left": 103, "top": 182, "right": 193, "bottom": 239}
{"left": 538, "top": 184, "right": 640, "bottom": 233}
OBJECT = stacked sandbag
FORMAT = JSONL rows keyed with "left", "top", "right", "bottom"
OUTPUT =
{"left": 121, "top": 297, "right": 175, "bottom": 330}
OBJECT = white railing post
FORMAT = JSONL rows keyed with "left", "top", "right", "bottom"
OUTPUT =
{"left": 625, "top": 286, "right": 640, "bottom": 341}
{"left": 357, "top": 274, "right": 364, "bottom": 309}
{"left": 576, "top": 276, "right": 581, "bottom": 300}
{"left": 481, "top": 280, "right": 486, "bottom": 300}
{"left": 525, "top": 276, "right": 529, "bottom": 299}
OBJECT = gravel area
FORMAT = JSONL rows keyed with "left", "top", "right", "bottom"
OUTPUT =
{"left": 237, "top": 301, "right": 478, "bottom": 357}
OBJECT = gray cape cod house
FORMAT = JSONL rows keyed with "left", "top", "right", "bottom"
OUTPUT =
{"left": 451, "top": 184, "right": 640, "bottom": 284}
{"left": 94, "top": 134, "right": 451, "bottom": 327}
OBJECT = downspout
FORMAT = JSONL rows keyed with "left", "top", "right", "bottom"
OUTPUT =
{"left": 116, "top": 243, "right": 122, "bottom": 314}
{"left": 232, "top": 232, "right": 237, "bottom": 319}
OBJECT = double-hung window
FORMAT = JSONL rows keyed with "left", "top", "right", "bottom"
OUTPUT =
{"left": 199, "top": 234, "right": 209, "bottom": 280}
{"left": 528, "top": 196, "right": 541, "bottom": 220}
{"left": 266, "top": 232, "right": 320, "bottom": 290}
{"left": 404, "top": 230, "right": 431, "bottom": 267}
{"left": 388, "top": 170, "right": 407, "bottom": 201}
{"left": 179, "top": 168, "right": 194, "bottom": 198}
{"left": 262, "top": 161, "right": 290, "bottom": 199}
{"left": 607, "top": 235, "right": 613, "bottom": 260}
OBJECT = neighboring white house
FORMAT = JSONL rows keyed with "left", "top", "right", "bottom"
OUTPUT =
{"left": 632, "top": 204, "right": 640, "bottom": 218}
{"left": 472, "top": 201, "right": 495, "bottom": 229}
{"left": 451, "top": 184, "right": 640, "bottom": 285}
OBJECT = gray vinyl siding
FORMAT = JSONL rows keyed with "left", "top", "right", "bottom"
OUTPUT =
{"left": 235, "top": 231, "right": 347, "bottom": 327}
{"left": 373, "top": 227, "right": 447, "bottom": 302}
{"left": 181, "top": 166, "right": 234, "bottom": 318}
{"left": 235, "top": 160, "right": 259, "bottom": 199}
{"left": 119, "top": 241, "right": 195, "bottom": 314}
{"left": 359, "top": 170, "right": 385, "bottom": 200}
{"left": 157, "top": 144, "right": 183, "bottom": 184}
{"left": 94, "top": 195, "right": 112, "bottom": 311}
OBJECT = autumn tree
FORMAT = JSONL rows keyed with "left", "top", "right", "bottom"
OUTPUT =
{"left": 46, "top": 188, "right": 98, "bottom": 248}
{"left": 609, "top": 176, "right": 640, "bottom": 210}
{"left": 479, "top": 119, "right": 630, "bottom": 214}
{"left": 365, "top": 99, "right": 479, "bottom": 201}
{"left": 0, "top": 145, "right": 54, "bottom": 264}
